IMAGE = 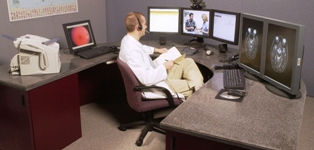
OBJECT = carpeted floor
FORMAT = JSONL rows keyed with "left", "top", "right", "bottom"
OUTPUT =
{"left": 63, "top": 96, "right": 314, "bottom": 150}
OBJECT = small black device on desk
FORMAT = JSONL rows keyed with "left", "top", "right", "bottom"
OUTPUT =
{"left": 181, "top": 47, "right": 199, "bottom": 55}
{"left": 219, "top": 53, "right": 239, "bottom": 63}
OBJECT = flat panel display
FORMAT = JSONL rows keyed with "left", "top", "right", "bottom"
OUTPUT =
{"left": 63, "top": 20, "right": 97, "bottom": 54}
{"left": 211, "top": 9, "right": 240, "bottom": 45}
{"left": 239, "top": 13, "right": 266, "bottom": 79}
{"left": 180, "top": 7, "right": 211, "bottom": 43}
{"left": 264, "top": 20, "right": 305, "bottom": 96}
{"left": 147, "top": 7, "right": 181, "bottom": 34}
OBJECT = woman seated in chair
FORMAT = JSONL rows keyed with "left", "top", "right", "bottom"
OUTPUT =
{"left": 119, "top": 11, "right": 204, "bottom": 99}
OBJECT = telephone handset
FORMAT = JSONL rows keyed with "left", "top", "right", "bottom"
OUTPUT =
{"left": 2, "top": 34, "right": 61, "bottom": 75}
{"left": 19, "top": 44, "right": 49, "bottom": 70}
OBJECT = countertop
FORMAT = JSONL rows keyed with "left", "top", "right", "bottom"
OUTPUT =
{"left": 0, "top": 41, "right": 306, "bottom": 150}
{"left": 0, "top": 46, "right": 118, "bottom": 91}
{"left": 160, "top": 43, "right": 306, "bottom": 150}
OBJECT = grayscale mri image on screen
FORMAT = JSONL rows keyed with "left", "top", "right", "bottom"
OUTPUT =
{"left": 265, "top": 24, "right": 296, "bottom": 88}
{"left": 240, "top": 18, "right": 264, "bottom": 74}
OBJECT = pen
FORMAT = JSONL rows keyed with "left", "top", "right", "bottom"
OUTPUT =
{"left": 165, "top": 59, "right": 179, "bottom": 65}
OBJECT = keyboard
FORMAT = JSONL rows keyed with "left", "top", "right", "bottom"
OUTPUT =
{"left": 77, "top": 46, "right": 112, "bottom": 59}
{"left": 223, "top": 69, "right": 245, "bottom": 90}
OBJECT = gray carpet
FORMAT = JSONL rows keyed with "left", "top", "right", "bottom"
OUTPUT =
{"left": 63, "top": 96, "right": 314, "bottom": 150}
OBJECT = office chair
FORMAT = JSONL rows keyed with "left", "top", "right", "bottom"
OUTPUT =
{"left": 116, "top": 58, "right": 182, "bottom": 146}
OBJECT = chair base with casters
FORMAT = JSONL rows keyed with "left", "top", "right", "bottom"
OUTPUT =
{"left": 116, "top": 58, "right": 182, "bottom": 146}
{"left": 118, "top": 109, "right": 167, "bottom": 146}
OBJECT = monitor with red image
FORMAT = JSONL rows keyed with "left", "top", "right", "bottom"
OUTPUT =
{"left": 63, "top": 20, "right": 97, "bottom": 54}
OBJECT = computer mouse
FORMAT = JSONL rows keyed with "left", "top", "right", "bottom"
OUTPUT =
{"left": 220, "top": 91, "right": 240, "bottom": 99}
{"left": 206, "top": 50, "right": 213, "bottom": 56}
{"left": 227, "top": 89, "right": 246, "bottom": 97}
{"left": 110, "top": 46, "right": 118, "bottom": 49}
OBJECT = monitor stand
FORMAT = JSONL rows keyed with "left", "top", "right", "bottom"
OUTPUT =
{"left": 188, "top": 37, "right": 204, "bottom": 44}
{"left": 184, "top": 37, "right": 207, "bottom": 50}
{"left": 265, "top": 83, "right": 302, "bottom": 99}
{"left": 244, "top": 72, "right": 264, "bottom": 82}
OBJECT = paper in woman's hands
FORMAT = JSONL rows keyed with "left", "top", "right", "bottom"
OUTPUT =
{"left": 153, "top": 46, "right": 185, "bottom": 66}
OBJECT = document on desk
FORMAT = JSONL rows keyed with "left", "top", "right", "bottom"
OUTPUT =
{"left": 153, "top": 46, "right": 185, "bottom": 66}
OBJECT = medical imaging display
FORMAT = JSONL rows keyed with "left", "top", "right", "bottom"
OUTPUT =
{"left": 70, "top": 25, "right": 92, "bottom": 47}
{"left": 265, "top": 24, "right": 296, "bottom": 87}
{"left": 67, "top": 23, "right": 94, "bottom": 50}
{"left": 63, "top": 20, "right": 96, "bottom": 54}
{"left": 270, "top": 36, "right": 288, "bottom": 73}
{"left": 240, "top": 18, "right": 264, "bottom": 74}
{"left": 245, "top": 28, "right": 258, "bottom": 59}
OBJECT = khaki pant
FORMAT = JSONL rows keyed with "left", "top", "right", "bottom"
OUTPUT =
{"left": 166, "top": 58, "right": 204, "bottom": 98}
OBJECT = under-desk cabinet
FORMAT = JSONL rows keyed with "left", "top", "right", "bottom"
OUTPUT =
{"left": 0, "top": 74, "right": 82, "bottom": 150}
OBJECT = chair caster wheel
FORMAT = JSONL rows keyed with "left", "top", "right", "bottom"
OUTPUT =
{"left": 118, "top": 126, "right": 127, "bottom": 131}
{"left": 136, "top": 140, "right": 143, "bottom": 146}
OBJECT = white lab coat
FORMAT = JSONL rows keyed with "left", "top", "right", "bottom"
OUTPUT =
{"left": 119, "top": 34, "right": 183, "bottom": 99}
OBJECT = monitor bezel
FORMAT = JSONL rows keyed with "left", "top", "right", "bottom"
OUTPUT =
{"left": 147, "top": 6, "right": 181, "bottom": 35}
{"left": 263, "top": 18, "right": 305, "bottom": 96}
{"left": 180, "top": 7, "right": 212, "bottom": 40}
{"left": 62, "top": 20, "right": 97, "bottom": 54}
{"left": 238, "top": 13, "right": 268, "bottom": 80}
{"left": 211, "top": 9, "right": 241, "bottom": 45}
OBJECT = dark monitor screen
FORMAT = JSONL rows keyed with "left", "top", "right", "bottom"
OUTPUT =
{"left": 147, "top": 7, "right": 180, "bottom": 34}
{"left": 211, "top": 9, "right": 240, "bottom": 45}
{"left": 62, "top": 20, "right": 97, "bottom": 54}
{"left": 181, "top": 8, "right": 211, "bottom": 41}
{"left": 264, "top": 19, "right": 305, "bottom": 96}
{"left": 239, "top": 13, "right": 266, "bottom": 79}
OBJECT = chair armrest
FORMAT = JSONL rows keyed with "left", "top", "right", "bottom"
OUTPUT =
{"left": 133, "top": 85, "right": 175, "bottom": 106}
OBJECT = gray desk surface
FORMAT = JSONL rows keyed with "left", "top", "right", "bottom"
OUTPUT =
{"left": 160, "top": 43, "right": 307, "bottom": 150}
{"left": 0, "top": 43, "right": 118, "bottom": 91}
{"left": 0, "top": 41, "right": 306, "bottom": 150}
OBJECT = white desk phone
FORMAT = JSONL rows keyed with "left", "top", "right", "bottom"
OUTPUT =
{"left": 4, "top": 34, "right": 61, "bottom": 75}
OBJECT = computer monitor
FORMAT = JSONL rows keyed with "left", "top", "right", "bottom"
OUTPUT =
{"left": 211, "top": 9, "right": 240, "bottom": 45}
{"left": 238, "top": 13, "right": 267, "bottom": 80}
{"left": 62, "top": 20, "right": 97, "bottom": 54}
{"left": 264, "top": 18, "right": 305, "bottom": 98}
{"left": 180, "top": 8, "right": 211, "bottom": 43}
{"left": 147, "top": 7, "right": 181, "bottom": 34}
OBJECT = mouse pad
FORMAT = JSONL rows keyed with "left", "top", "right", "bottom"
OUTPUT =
{"left": 215, "top": 89, "right": 244, "bottom": 102}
